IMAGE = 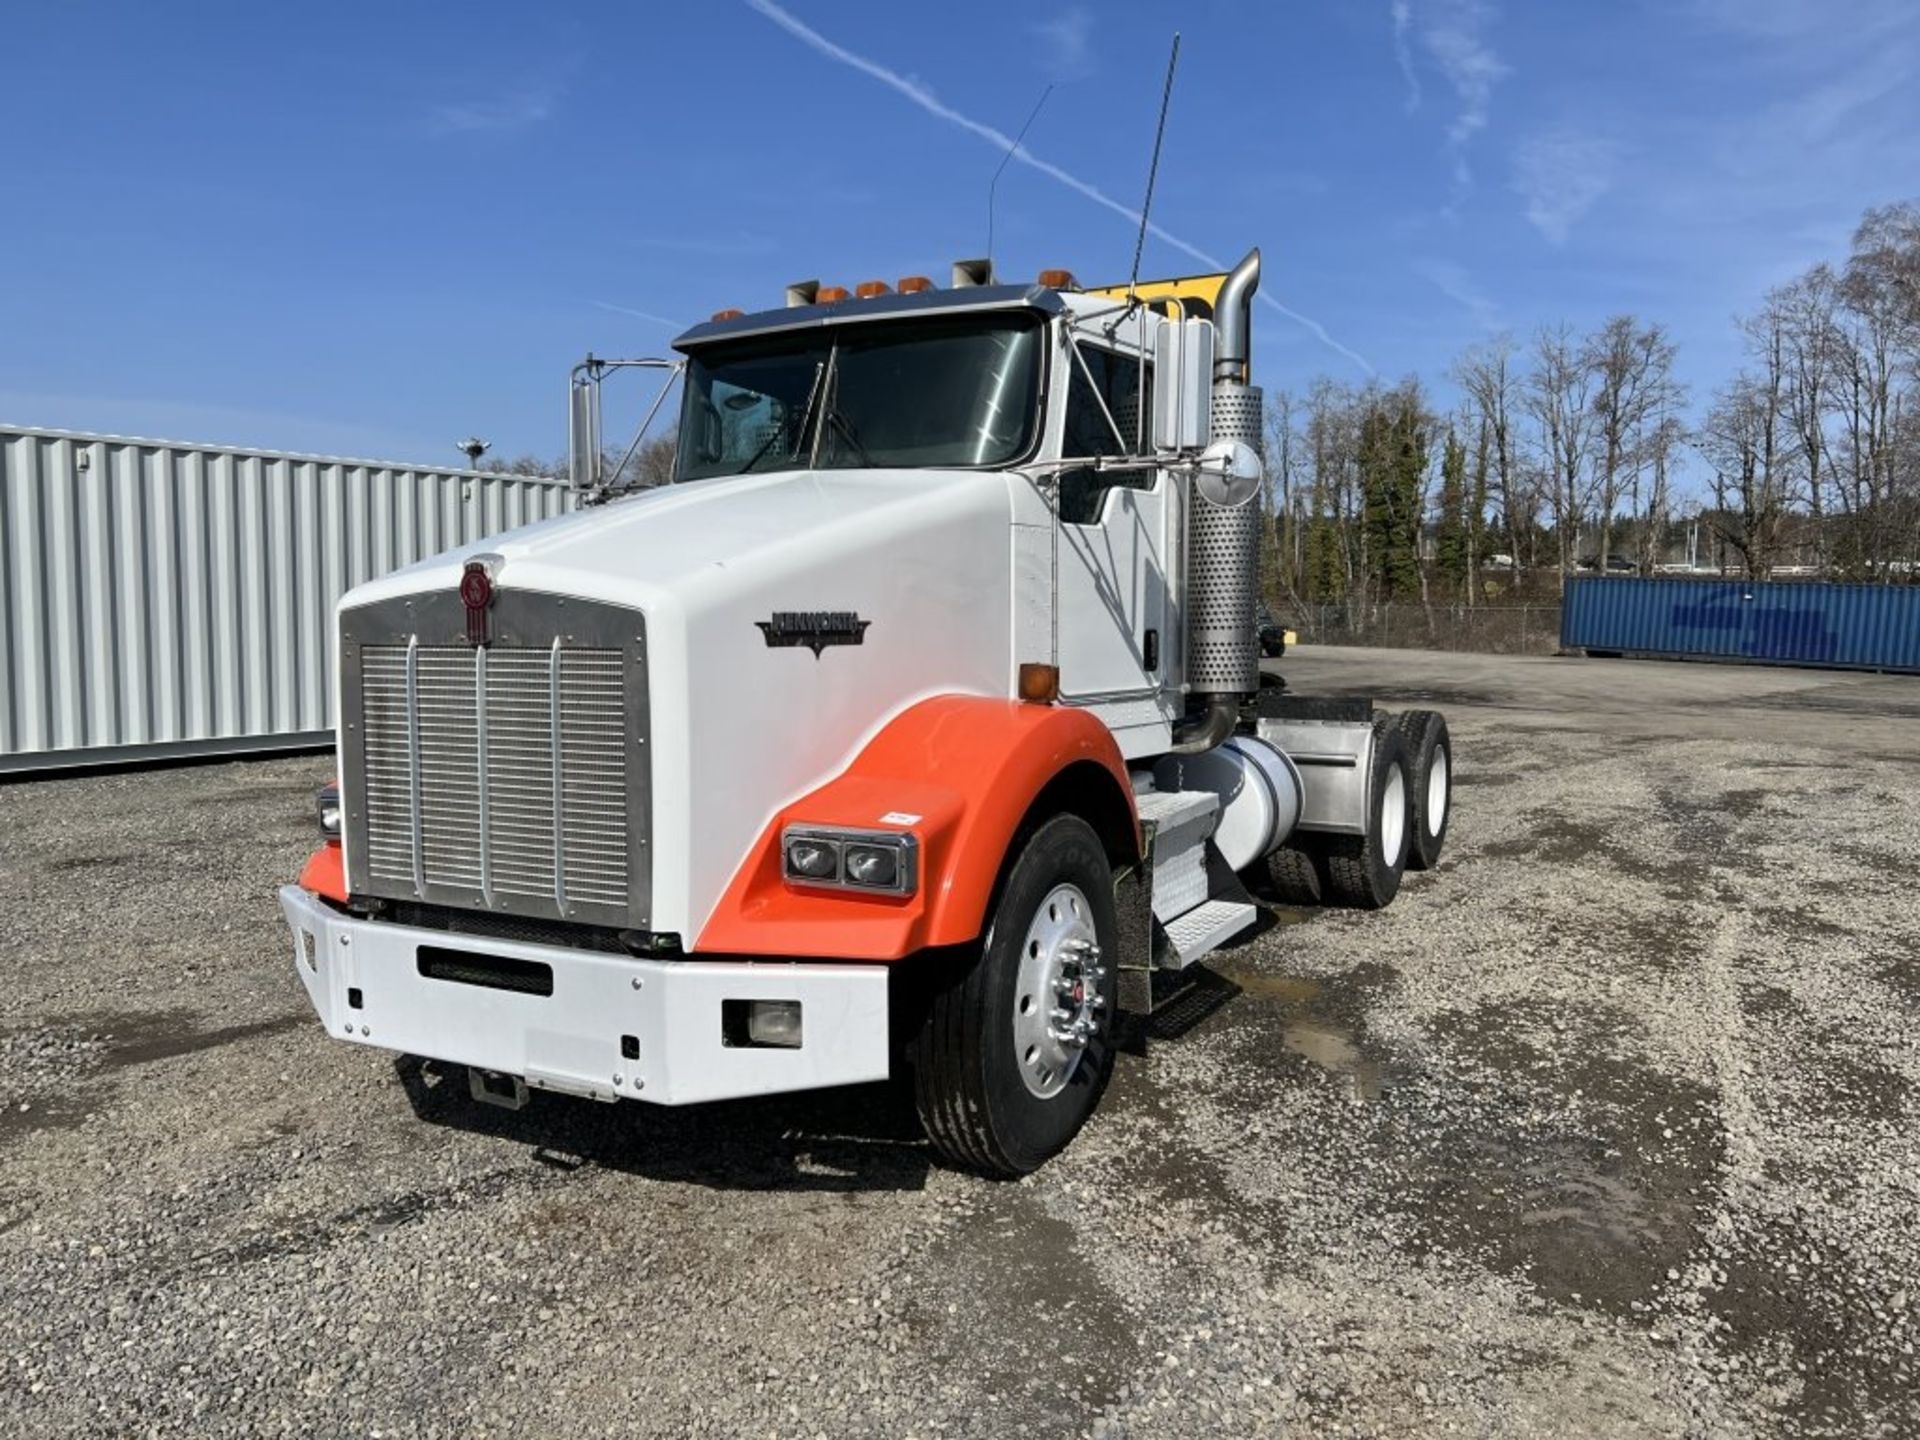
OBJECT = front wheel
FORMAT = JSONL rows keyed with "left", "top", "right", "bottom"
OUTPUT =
{"left": 908, "top": 813, "right": 1120, "bottom": 1177}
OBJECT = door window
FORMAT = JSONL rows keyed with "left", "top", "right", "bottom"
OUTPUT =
{"left": 1058, "top": 346, "right": 1155, "bottom": 524}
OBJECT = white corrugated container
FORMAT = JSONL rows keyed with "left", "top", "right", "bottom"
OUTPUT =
{"left": 0, "top": 425, "right": 575, "bottom": 772}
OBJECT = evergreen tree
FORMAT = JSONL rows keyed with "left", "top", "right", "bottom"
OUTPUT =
{"left": 1360, "top": 389, "right": 1427, "bottom": 601}
{"left": 1436, "top": 427, "right": 1470, "bottom": 595}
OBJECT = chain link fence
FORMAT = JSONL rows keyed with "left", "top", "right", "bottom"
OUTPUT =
{"left": 1285, "top": 602, "right": 1564, "bottom": 655}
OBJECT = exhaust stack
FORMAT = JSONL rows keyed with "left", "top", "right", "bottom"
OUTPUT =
{"left": 1174, "top": 247, "right": 1265, "bottom": 755}
{"left": 950, "top": 258, "right": 996, "bottom": 288}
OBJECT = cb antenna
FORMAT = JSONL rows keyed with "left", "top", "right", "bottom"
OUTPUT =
{"left": 1128, "top": 32, "right": 1181, "bottom": 299}
{"left": 986, "top": 83, "right": 1053, "bottom": 276}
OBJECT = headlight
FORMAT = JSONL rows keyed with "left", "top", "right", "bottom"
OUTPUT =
{"left": 784, "top": 836, "right": 840, "bottom": 880}
{"left": 780, "top": 826, "right": 916, "bottom": 895}
{"left": 316, "top": 781, "right": 342, "bottom": 839}
{"left": 843, "top": 844, "right": 898, "bottom": 888}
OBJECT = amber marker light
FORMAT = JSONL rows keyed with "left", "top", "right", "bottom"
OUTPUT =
{"left": 1018, "top": 663, "right": 1061, "bottom": 703}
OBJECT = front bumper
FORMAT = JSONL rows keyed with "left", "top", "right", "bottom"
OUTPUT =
{"left": 278, "top": 886, "right": 891, "bottom": 1105}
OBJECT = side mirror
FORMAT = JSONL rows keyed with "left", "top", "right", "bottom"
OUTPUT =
{"left": 1193, "top": 439, "right": 1261, "bottom": 508}
{"left": 569, "top": 374, "right": 602, "bottom": 491}
{"left": 1151, "top": 317, "right": 1214, "bottom": 452}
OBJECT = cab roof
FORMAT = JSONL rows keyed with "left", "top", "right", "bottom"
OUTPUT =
{"left": 672, "top": 284, "right": 1066, "bottom": 353}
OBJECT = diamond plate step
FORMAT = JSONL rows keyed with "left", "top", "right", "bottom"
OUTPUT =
{"left": 1155, "top": 898, "right": 1257, "bottom": 969}
{"left": 1135, "top": 788, "right": 1220, "bottom": 924}
{"left": 1134, "top": 788, "right": 1218, "bottom": 830}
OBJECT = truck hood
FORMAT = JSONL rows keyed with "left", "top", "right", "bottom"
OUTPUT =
{"left": 336, "top": 464, "right": 1018, "bottom": 941}
{"left": 344, "top": 468, "right": 1002, "bottom": 611}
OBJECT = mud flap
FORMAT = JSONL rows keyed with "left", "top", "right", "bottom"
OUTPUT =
{"left": 1113, "top": 861, "right": 1155, "bottom": 1015}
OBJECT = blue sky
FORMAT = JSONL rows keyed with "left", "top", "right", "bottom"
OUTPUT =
{"left": 2, "top": 0, "right": 1915, "bottom": 467}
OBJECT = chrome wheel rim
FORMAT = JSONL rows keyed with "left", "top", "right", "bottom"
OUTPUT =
{"left": 1380, "top": 763, "right": 1408, "bottom": 868}
{"left": 1427, "top": 745, "right": 1450, "bottom": 833}
{"left": 1011, "top": 882, "right": 1104, "bottom": 1100}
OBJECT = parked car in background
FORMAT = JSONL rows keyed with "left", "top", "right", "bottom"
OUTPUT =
{"left": 1579, "top": 554, "right": 1638, "bottom": 574}
{"left": 1257, "top": 603, "right": 1288, "bottom": 658}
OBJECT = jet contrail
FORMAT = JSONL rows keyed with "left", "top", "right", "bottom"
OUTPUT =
{"left": 744, "top": 0, "right": 1375, "bottom": 376}
{"left": 592, "top": 300, "right": 686, "bottom": 329}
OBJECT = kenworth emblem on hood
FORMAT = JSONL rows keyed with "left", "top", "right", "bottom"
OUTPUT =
{"left": 460, "top": 555, "right": 501, "bottom": 645}
{"left": 756, "top": 610, "right": 871, "bottom": 658}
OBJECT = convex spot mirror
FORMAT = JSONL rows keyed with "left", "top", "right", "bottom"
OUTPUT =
{"left": 1193, "top": 439, "right": 1261, "bottom": 508}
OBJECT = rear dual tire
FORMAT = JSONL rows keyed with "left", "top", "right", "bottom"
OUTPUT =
{"left": 1318, "top": 720, "right": 1413, "bottom": 910}
{"left": 1390, "top": 710, "right": 1451, "bottom": 871}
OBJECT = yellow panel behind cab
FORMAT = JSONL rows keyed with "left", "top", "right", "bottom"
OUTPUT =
{"left": 1083, "top": 272, "right": 1230, "bottom": 321}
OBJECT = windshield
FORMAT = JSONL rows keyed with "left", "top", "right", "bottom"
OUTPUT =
{"left": 674, "top": 313, "right": 1043, "bottom": 481}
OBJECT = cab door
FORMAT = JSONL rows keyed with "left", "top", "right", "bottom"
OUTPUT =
{"left": 1051, "top": 344, "right": 1176, "bottom": 748}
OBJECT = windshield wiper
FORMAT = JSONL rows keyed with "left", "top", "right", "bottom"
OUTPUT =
{"left": 825, "top": 407, "right": 877, "bottom": 468}
{"left": 736, "top": 359, "right": 826, "bottom": 475}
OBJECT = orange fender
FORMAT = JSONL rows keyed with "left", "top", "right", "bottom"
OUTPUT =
{"left": 297, "top": 840, "right": 348, "bottom": 905}
{"left": 695, "top": 696, "right": 1138, "bottom": 960}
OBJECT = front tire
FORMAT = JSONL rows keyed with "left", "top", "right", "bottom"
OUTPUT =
{"left": 908, "top": 814, "right": 1119, "bottom": 1177}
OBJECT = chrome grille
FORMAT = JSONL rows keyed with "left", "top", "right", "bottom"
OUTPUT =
{"left": 342, "top": 587, "right": 648, "bottom": 927}
{"left": 360, "top": 642, "right": 628, "bottom": 912}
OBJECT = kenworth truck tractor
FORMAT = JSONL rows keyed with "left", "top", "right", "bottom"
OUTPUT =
{"left": 281, "top": 251, "right": 1453, "bottom": 1176}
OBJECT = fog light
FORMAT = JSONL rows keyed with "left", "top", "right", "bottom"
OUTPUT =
{"left": 316, "top": 781, "right": 342, "bottom": 839}
{"left": 747, "top": 1000, "right": 803, "bottom": 1048}
{"left": 784, "top": 837, "right": 839, "bottom": 880}
{"left": 843, "top": 845, "right": 898, "bottom": 888}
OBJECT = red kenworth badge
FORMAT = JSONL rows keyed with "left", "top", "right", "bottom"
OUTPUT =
{"left": 460, "top": 559, "right": 495, "bottom": 645}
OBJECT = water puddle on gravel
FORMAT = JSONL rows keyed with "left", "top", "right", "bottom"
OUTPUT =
{"left": 1214, "top": 971, "right": 1391, "bottom": 1102}
{"left": 95, "top": 1012, "right": 305, "bottom": 1070}
{"left": 0, "top": 1010, "right": 306, "bottom": 1154}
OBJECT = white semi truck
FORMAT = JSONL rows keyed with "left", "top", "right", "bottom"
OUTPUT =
{"left": 281, "top": 251, "right": 1452, "bottom": 1176}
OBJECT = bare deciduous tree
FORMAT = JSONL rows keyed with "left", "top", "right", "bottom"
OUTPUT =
{"left": 1453, "top": 337, "right": 1527, "bottom": 578}
{"left": 1585, "top": 316, "right": 1682, "bottom": 570}
{"left": 1525, "top": 324, "right": 1597, "bottom": 584}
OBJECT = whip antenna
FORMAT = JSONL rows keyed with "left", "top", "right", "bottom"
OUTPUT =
{"left": 987, "top": 84, "right": 1053, "bottom": 275}
{"left": 1128, "top": 32, "right": 1181, "bottom": 297}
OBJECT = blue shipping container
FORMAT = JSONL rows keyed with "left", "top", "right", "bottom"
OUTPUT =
{"left": 1561, "top": 576, "right": 1920, "bottom": 674}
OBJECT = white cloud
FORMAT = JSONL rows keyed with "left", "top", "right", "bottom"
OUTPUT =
{"left": 428, "top": 90, "right": 553, "bottom": 136}
{"left": 1684, "top": 0, "right": 1913, "bottom": 41}
{"left": 1422, "top": 0, "right": 1506, "bottom": 187}
{"left": 1512, "top": 131, "right": 1619, "bottom": 244}
{"left": 1390, "top": 0, "right": 1508, "bottom": 198}
{"left": 744, "top": 0, "right": 1375, "bottom": 374}
{"left": 1390, "top": 1, "right": 1421, "bottom": 111}
{"left": 1415, "top": 259, "right": 1501, "bottom": 331}
{"left": 1034, "top": 7, "right": 1095, "bottom": 80}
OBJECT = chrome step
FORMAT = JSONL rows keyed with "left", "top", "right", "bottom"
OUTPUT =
{"left": 1156, "top": 898, "right": 1258, "bottom": 968}
{"left": 1136, "top": 788, "right": 1219, "bottom": 924}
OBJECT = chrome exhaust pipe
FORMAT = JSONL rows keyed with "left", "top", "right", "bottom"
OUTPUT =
{"left": 1213, "top": 247, "right": 1260, "bottom": 384}
{"left": 1175, "top": 247, "right": 1265, "bottom": 754}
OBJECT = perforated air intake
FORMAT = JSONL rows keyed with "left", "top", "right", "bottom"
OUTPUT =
{"left": 1186, "top": 382, "right": 1264, "bottom": 694}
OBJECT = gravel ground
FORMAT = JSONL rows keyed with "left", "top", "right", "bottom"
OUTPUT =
{"left": 2, "top": 646, "right": 1917, "bottom": 1438}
